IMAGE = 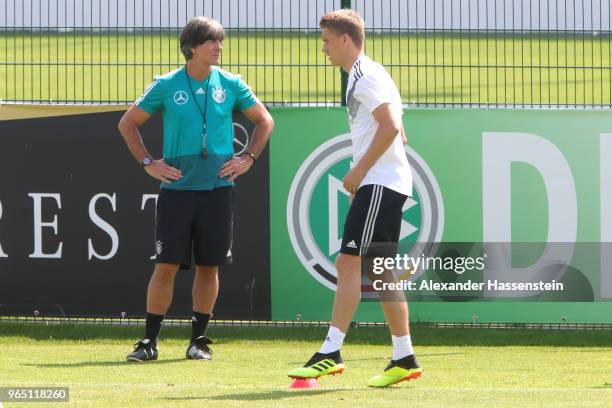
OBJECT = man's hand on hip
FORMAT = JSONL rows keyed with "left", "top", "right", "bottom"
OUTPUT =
{"left": 219, "top": 155, "right": 254, "bottom": 182}
{"left": 145, "top": 159, "right": 182, "bottom": 183}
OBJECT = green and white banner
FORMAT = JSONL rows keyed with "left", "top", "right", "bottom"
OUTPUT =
{"left": 270, "top": 108, "right": 612, "bottom": 323}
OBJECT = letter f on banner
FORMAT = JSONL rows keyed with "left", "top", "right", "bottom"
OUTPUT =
{"left": 482, "top": 132, "right": 577, "bottom": 297}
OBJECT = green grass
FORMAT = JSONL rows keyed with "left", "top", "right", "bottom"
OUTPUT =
{"left": 0, "top": 322, "right": 611, "bottom": 407}
{"left": 1, "top": 32, "right": 611, "bottom": 105}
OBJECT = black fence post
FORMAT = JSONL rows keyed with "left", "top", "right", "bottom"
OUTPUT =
{"left": 340, "top": 0, "right": 352, "bottom": 106}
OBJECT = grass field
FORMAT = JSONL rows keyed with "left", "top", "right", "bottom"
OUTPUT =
{"left": 1, "top": 32, "right": 611, "bottom": 106}
{"left": 0, "top": 322, "right": 610, "bottom": 407}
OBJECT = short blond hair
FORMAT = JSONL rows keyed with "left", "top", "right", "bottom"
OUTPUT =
{"left": 319, "top": 9, "right": 365, "bottom": 49}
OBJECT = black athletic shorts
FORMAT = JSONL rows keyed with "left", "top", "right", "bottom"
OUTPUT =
{"left": 340, "top": 184, "right": 408, "bottom": 258}
{"left": 154, "top": 186, "right": 234, "bottom": 267}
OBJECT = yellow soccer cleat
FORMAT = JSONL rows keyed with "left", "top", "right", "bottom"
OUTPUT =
{"left": 368, "top": 355, "right": 423, "bottom": 387}
{"left": 288, "top": 351, "right": 345, "bottom": 379}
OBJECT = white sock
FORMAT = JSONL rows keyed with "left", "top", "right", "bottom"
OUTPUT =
{"left": 392, "top": 334, "right": 414, "bottom": 360}
{"left": 319, "top": 326, "right": 346, "bottom": 354}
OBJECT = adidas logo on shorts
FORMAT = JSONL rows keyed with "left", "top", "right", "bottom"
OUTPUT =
{"left": 346, "top": 240, "right": 358, "bottom": 249}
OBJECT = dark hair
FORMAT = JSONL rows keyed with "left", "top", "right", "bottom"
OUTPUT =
{"left": 180, "top": 16, "right": 225, "bottom": 60}
{"left": 319, "top": 9, "right": 365, "bottom": 49}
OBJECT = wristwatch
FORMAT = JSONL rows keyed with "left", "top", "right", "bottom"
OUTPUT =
{"left": 141, "top": 156, "right": 153, "bottom": 166}
{"left": 243, "top": 152, "right": 256, "bottom": 162}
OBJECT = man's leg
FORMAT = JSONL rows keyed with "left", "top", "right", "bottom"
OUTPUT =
{"left": 187, "top": 187, "right": 232, "bottom": 361}
{"left": 364, "top": 261, "right": 412, "bottom": 357}
{"left": 191, "top": 265, "right": 218, "bottom": 338}
{"left": 287, "top": 255, "right": 359, "bottom": 379}
{"left": 184, "top": 265, "right": 218, "bottom": 361}
{"left": 322, "top": 186, "right": 384, "bottom": 352}
{"left": 145, "top": 262, "right": 180, "bottom": 342}
{"left": 288, "top": 186, "right": 381, "bottom": 379}
{"left": 367, "top": 267, "right": 422, "bottom": 387}
{"left": 380, "top": 299, "right": 414, "bottom": 360}
{"left": 360, "top": 185, "right": 422, "bottom": 386}
{"left": 126, "top": 262, "right": 179, "bottom": 362}
{"left": 323, "top": 187, "right": 380, "bottom": 354}
{"left": 287, "top": 253, "right": 359, "bottom": 378}
{"left": 147, "top": 263, "right": 180, "bottom": 314}
{"left": 381, "top": 300, "right": 409, "bottom": 335}
{"left": 127, "top": 189, "right": 194, "bottom": 362}
{"left": 319, "top": 253, "right": 361, "bottom": 354}
{"left": 374, "top": 267, "right": 409, "bottom": 336}
{"left": 193, "top": 265, "right": 219, "bottom": 313}
{"left": 330, "top": 254, "right": 361, "bottom": 331}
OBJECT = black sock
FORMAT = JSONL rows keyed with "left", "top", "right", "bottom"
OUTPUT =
{"left": 191, "top": 311, "right": 212, "bottom": 341}
{"left": 145, "top": 312, "right": 164, "bottom": 344}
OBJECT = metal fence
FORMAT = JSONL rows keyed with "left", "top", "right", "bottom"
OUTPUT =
{"left": 1, "top": 0, "right": 611, "bottom": 108}
{"left": 3, "top": 316, "right": 611, "bottom": 330}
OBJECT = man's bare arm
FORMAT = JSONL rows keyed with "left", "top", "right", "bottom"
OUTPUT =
{"left": 117, "top": 105, "right": 182, "bottom": 183}
{"left": 342, "top": 103, "right": 400, "bottom": 193}
{"left": 218, "top": 101, "right": 274, "bottom": 182}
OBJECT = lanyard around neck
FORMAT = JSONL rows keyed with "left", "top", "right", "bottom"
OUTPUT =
{"left": 185, "top": 67, "right": 212, "bottom": 159}
{"left": 185, "top": 67, "right": 211, "bottom": 126}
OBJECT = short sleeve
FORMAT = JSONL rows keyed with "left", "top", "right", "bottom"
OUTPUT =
{"left": 234, "top": 76, "right": 257, "bottom": 111}
{"left": 135, "top": 78, "right": 165, "bottom": 115}
{"left": 353, "top": 73, "right": 394, "bottom": 113}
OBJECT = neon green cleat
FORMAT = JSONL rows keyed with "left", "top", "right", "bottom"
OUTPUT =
{"left": 368, "top": 355, "right": 423, "bottom": 387}
{"left": 288, "top": 351, "right": 345, "bottom": 379}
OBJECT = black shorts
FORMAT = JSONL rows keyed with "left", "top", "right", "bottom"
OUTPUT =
{"left": 154, "top": 187, "right": 234, "bottom": 267}
{"left": 340, "top": 184, "right": 408, "bottom": 258}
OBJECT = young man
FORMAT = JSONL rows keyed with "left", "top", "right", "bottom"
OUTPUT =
{"left": 288, "top": 9, "right": 422, "bottom": 387}
{"left": 118, "top": 16, "right": 273, "bottom": 362}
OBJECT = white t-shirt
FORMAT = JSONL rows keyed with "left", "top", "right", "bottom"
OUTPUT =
{"left": 346, "top": 55, "right": 412, "bottom": 197}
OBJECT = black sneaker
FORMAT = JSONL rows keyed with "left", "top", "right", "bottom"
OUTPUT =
{"left": 186, "top": 335, "right": 213, "bottom": 360}
{"left": 287, "top": 350, "right": 344, "bottom": 378}
{"left": 126, "top": 338, "right": 158, "bottom": 362}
